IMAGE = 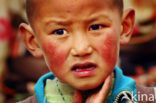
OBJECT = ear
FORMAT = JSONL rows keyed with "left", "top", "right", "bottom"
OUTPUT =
{"left": 120, "top": 8, "right": 135, "bottom": 45}
{"left": 19, "top": 23, "right": 43, "bottom": 58}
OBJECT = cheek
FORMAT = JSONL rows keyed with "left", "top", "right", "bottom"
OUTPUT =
{"left": 42, "top": 40, "right": 67, "bottom": 71}
{"left": 97, "top": 31, "right": 119, "bottom": 65}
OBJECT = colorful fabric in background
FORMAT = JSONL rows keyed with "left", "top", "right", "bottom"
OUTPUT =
{"left": 0, "top": 18, "right": 12, "bottom": 41}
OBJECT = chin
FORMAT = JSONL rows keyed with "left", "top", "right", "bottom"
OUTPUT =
{"left": 72, "top": 81, "right": 103, "bottom": 91}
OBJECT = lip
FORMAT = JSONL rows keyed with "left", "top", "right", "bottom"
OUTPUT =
{"left": 71, "top": 62, "right": 97, "bottom": 77}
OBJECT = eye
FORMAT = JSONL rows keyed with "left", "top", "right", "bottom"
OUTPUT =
{"left": 89, "top": 24, "right": 105, "bottom": 31}
{"left": 51, "top": 29, "right": 67, "bottom": 35}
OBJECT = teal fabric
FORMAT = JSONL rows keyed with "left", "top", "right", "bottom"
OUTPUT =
{"left": 34, "top": 66, "right": 137, "bottom": 103}
{"left": 34, "top": 72, "right": 55, "bottom": 103}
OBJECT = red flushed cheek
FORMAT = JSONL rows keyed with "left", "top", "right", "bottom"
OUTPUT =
{"left": 98, "top": 33, "right": 119, "bottom": 66}
{"left": 42, "top": 41, "right": 67, "bottom": 71}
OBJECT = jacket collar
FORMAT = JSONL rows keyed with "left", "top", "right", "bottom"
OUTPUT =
{"left": 108, "top": 66, "right": 137, "bottom": 103}
{"left": 34, "top": 72, "right": 55, "bottom": 103}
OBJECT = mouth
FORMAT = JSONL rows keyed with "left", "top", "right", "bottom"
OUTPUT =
{"left": 71, "top": 62, "right": 97, "bottom": 77}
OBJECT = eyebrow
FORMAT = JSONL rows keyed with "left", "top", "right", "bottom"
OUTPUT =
{"left": 43, "top": 14, "right": 112, "bottom": 26}
{"left": 87, "top": 14, "right": 112, "bottom": 24}
{"left": 43, "top": 18, "right": 72, "bottom": 26}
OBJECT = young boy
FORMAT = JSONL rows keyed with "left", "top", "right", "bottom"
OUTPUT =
{"left": 19, "top": 0, "right": 155, "bottom": 103}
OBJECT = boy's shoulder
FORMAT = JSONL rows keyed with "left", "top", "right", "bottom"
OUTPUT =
{"left": 18, "top": 95, "right": 37, "bottom": 103}
{"left": 109, "top": 66, "right": 156, "bottom": 103}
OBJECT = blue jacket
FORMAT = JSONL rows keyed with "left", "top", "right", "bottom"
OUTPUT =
{"left": 33, "top": 66, "right": 138, "bottom": 103}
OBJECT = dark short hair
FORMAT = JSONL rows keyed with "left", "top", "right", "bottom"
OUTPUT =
{"left": 113, "top": 0, "right": 123, "bottom": 14}
{"left": 26, "top": 0, "right": 123, "bottom": 24}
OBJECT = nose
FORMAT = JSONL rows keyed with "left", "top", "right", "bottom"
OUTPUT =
{"left": 71, "top": 34, "right": 93, "bottom": 57}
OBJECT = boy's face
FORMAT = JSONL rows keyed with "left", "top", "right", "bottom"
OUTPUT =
{"left": 21, "top": 0, "right": 134, "bottom": 90}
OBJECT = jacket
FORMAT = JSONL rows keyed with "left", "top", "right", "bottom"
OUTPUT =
{"left": 19, "top": 66, "right": 156, "bottom": 103}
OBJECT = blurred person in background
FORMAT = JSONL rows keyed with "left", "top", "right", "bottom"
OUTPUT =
{"left": 120, "top": 0, "right": 156, "bottom": 86}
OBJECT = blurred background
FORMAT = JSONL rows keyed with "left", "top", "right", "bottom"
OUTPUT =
{"left": 0, "top": 0, "right": 155, "bottom": 102}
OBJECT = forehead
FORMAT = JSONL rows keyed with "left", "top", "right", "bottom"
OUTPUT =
{"left": 31, "top": 0, "right": 115, "bottom": 21}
